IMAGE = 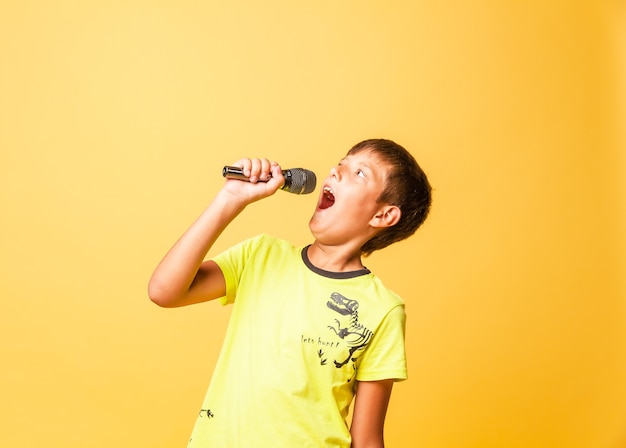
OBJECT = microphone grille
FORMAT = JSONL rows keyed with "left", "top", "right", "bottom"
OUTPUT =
{"left": 283, "top": 168, "right": 317, "bottom": 194}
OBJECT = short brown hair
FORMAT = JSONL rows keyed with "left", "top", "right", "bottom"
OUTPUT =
{"left": 348, "top": 139, "right": 432, "bottom": 256}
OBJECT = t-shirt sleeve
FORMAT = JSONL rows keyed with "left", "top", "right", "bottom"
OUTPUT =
{"left": 355, "top": 304, "right": 407, "bottom": 382}
{"left": 211, "top": 235, "right": 262, "bottom": 306}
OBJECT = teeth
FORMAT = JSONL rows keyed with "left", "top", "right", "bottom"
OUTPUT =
{"left": 323, "top": 186, "right": 334, "bottom": 195}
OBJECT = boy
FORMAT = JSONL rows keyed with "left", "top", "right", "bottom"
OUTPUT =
{"left": 148, "top": 139, "right": 432, "bottom": 447}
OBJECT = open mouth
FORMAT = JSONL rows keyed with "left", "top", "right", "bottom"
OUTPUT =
{"left": 319, "top": 186, "right": 335, "bottom": 209}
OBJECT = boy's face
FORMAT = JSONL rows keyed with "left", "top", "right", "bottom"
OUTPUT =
{"left": 309, "top": 149, "right": 393, "bottom": 248}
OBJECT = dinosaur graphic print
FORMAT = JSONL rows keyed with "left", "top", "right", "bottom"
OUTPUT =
{"left": 326, "top": 292, "right": 373, "bottom": 368}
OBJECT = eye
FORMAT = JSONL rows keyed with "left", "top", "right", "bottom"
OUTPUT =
{"left": 356, "top": 169, "right": 365, "bottom": 178}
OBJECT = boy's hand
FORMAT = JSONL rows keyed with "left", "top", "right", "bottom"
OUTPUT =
{"left": 222, "top": 158, "right": 285, "bottom": 204}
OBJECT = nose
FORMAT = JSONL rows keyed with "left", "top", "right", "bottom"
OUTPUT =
{"left": 330, "top": 165, "right": 342, "bottom": 181}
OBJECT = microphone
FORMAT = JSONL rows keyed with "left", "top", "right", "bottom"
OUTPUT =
{"left": 222, "top": 166, "right": 317, "bottom": 195}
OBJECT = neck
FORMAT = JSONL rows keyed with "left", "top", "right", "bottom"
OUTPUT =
{"left": 306, "top": 241, "right": 365, "bottom": 273}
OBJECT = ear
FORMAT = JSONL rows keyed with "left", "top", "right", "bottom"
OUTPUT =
{"left": 369, "top": 205, "right": 402, "bottom": 229}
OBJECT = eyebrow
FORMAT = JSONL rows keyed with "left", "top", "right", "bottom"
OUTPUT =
{"left": 348, "top": 158, "right": 377, "bottom": 180}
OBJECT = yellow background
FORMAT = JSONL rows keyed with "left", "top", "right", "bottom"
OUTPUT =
{"left": 1, "top": 1, "right": 625, "bottom": 447}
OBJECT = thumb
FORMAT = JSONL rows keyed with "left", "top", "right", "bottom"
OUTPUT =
{"left": 267, "top": 163, "right": 285, "bottom": 190}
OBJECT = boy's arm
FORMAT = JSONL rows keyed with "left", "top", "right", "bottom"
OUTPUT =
{"left": 350, "top": 379, "right": 394, "bottom": 448}
{"left": 148, "top": 158, "right": 284, "bottom": 308}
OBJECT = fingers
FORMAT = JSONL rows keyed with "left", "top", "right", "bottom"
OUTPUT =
{"left": 249, "top": 158, "right": 272, "bottom": 183}
{"left": 235, "top": 158, "right": 280, "bottom": 183}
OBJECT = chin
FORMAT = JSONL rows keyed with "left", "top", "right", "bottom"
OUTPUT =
{"left": 308, "top": 215, "right": 326, "bottom": 239}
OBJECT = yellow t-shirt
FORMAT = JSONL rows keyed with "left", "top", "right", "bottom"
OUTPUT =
{"left": 188, "top": 234, "right": 407, "bottom": 447}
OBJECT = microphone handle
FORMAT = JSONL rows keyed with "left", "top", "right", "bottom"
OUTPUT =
{"left": 222, "top": 166, "right": 258, "bottom": 181}
{"left": 222, "top": 166, "right": 290, "bottom": 184}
